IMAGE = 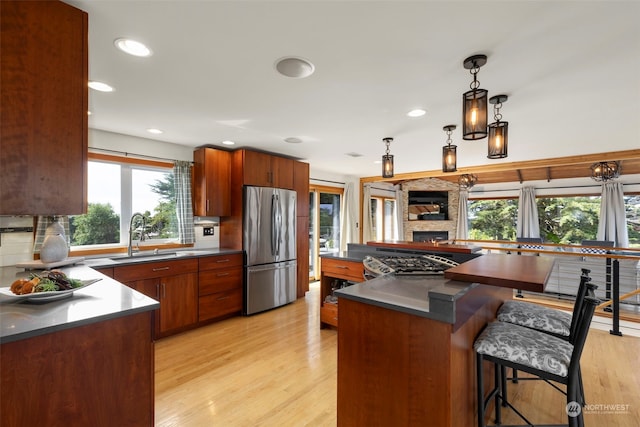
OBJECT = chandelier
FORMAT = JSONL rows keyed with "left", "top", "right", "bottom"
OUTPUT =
{"left": 590, "top": 161, "right": 621, "bottom": 182}
{"left": 458, "top": 174, "right": 478, "bottom": 189}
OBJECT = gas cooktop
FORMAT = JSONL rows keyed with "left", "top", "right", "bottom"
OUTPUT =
{"left": 363, "top": 254, "right": 459, "bottom": 277}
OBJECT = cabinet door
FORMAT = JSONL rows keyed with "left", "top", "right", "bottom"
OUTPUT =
{"left": 293, "top": 161, "right": 310, "bottom": 217}
{"left": 193, "top": 147, "right": 231, "bottom": 216}
{"left": 296, "top": 215, "right": 310, "bottom": 298}
{"left": 272, "top": 156, "right": 294, "bottom": 189}
{"left": 242, "top": 150, "right": 272, "bottom": 187}
{"left": 159, "top": 273, "right": 198, "bottom": 334}
{"left": 0, "top": 1, "right": 88, "bottom": 215}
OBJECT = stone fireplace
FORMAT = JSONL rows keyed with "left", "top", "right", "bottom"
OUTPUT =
{"left": 401, "top": 177, "right": 459, "bottom": 241}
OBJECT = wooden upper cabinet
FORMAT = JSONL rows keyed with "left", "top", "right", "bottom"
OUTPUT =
{"left": 0, "top": 1, "right": 88, "bottom": 215}
{"left": 293, "top": 161, "right": 310, "bottom": 217}
{"left": 241, "top": 150, "right": 294, "bottom": 189}
{"left": 193, "top": 147, "right": 231, "bottom": 217}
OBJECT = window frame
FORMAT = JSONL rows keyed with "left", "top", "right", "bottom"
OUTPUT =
{"left": 70, "top": 153, "right": 189, "bottom": 257}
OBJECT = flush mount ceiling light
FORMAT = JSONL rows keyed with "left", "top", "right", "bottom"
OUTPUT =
{"left": 146, "top": 128, "right": 163, "bottom": 134}
{"left": 458, "top": 174, "right": 478, "bottom": 189}
{"left": 88, "top": 81, "right": 114, "bottom": 92}
{"left": 114, "top": 38, "right": 152, "bottom": 57}
{"left": 462, "top": 54, "right": 488, "bottom": 140}
{"left": 442, "top": 125, "right": 457, "bottom": 173}
{"left": 275, "top": 56, "right": 315, "bottom": 78}
{"left": 407, "top": 109, "right": 426, "bottom": 118}
{"left": 381, "top": 137, "right": 394, "bottom": 178}
{"left": 488, "top": 94, "right": 509, "bottom": 159}
{"left": 222, "top": 140, "right": 235, "bottom": 146}
{"left": 590, "top": 161, "right": 621, "bottom": 182}
{"left": 284, "top": 137, "right": 303, "bottom": 144}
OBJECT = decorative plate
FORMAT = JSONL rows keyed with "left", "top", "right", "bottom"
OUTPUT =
{"left": 0, "top": 278, "right": 102, "bottom": 302}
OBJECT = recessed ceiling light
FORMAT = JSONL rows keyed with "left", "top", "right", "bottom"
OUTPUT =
{"left": 346, "top": 152, "right": 363, "bottom": 158}
{"left": 222, "top": 140, "right": 235, "bottom": 146}
{"left": 87, "top": 111, "right": 92, "bottom": 115}
{"left": 284, "top": 137, "right": 303, "bottom": 144}
{"left": 88, "top": 81, "right": 114, "bottom": 92}
{"left": 147, "top": 128, "right": 163, "bottom": 134}
{"left": 275, "top": 56, "right": 315, "bottom": 78}
{"left": 114, "top": 38, "right": 152, "bottom": 57}
{"left": 407, "top": 109, "right": 426, "bottom": 117}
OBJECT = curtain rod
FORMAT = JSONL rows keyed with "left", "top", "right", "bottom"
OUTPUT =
{"left": 469, "top": 182, "right": 640, "bottom": 194}
{"left": 310, "top": 177, "right": 345, "bottom": 185}
{"left": 90, "top": 147, "right": 193, "bottom": 164}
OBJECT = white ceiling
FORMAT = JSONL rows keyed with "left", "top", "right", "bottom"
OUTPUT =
{"left": 67, "top": 0, "right": 640, "bottom": 178}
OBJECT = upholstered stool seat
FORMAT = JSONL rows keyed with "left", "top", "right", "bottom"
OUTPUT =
{"left": 497, "top": 301, "right": 572, "bottom": 337}
{"left": 475, "top": 321, "right": 573, "bottom": 378}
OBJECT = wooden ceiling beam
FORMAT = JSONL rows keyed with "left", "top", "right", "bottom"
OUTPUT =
{"left": 361, "top": 149, "right": 640, "bottom": 184}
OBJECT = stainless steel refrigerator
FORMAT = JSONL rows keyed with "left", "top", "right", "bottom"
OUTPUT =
{"left": 243, "top": 186, "right": 297, "bottom": 315}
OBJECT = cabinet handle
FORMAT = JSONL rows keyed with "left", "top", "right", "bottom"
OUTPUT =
{"left": 155, "top": 284, "right": 160, "bottom": 299}
{"left": 206, "top": 199, "right": 210, "bottom": 212}
{"left": 162, "top": 282, "right": 166, "bottom": 298}
{"left": 335, "top": 265, "right": 348, "bottom": 269}
{"left": 216, "top": 259, "right": 230, "bottom": 263}
{"left": 152, "top": 267, "right": 170, "bottom": 272}
{"left": 216, "top": 272, "right": 230, "bottom": 277}
{"left": 217, "top": 296, "right": 230, "bottom": 301}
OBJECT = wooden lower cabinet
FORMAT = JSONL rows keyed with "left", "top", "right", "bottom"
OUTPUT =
{"left": 198, "top": 254, "right": 243, "bottom": 322}
{"left": 114, "top": 258, "right": 199, "bottom": 339}
{"left": 1, "top": 312, "right": 154, "bottom": 426}
{"left": 319, "top": 257, "right": 365, "bottom": 328}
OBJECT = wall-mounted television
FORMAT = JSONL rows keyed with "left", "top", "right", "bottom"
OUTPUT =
{"left": 408, "top": 191, "right": 448, "bottom": 220}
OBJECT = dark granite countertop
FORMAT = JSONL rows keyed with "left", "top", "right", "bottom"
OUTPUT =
{"left": 334, "top": 273, "right": 477, "bottom": 324}
{"left": 0, "top": 264, "right": 159, "bottom": 344}
{"left": 83, "top": 247, "right": 243, "bottom": 268}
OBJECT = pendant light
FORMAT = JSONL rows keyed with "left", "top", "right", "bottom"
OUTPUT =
{"left": 590, "top": 161, "right": 621, "bottom": 182}
{"left": 458, "top": 174, "right": 478, "bottom": 189}
{"left": 462, "top": 55, "right": 488, "bottom": 140}
{"left": 442, "top": 125, "right": 457, "bottom": 173}
{"left": 382, "top": 137, "right": 394, "bottom": 178}
{"left": 488, "top": 94, "right": 508, "bottom": 159}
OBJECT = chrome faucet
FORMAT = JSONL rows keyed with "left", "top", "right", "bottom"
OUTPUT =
{"left": 128, "top": 212, "right": 146, "bottom": 256}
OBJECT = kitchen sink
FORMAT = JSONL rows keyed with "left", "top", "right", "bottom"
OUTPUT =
{"left": 109, "top": 252, "right": 178, "bottom": 261}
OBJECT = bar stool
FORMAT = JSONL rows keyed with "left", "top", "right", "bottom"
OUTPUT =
{"left": 475, "top": 296, "right": 599, "bottom": 427}
{"left": 497, "top": 269, "right": 596, "bottom": 404}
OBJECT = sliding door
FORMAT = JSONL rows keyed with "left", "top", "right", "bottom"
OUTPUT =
{"left": 309, "top": 185, "right": 343, "bottom": 280}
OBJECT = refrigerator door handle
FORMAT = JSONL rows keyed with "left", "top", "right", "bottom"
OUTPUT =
{"left": 271, "top": 194, "right": 277, "bottom": 256}
{"left": 275, "top": 195, "right": 282, "bottom": 255}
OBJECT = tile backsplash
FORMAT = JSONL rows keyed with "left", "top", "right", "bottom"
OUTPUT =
{"left": 0, "top": 216, "right": 35, "bottom": 267}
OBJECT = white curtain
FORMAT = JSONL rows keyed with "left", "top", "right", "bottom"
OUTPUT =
{"left": 394, "top": 185, "right": 404, "bottom": 241}
{"left": 456, "top": 189, "right": 469, "bottom": 240}
{"left": 362, "top": 184, "right": 374, "bottom": 243}
{"left": 340, "top": 182, "right": 358, "bottom": 252}
{"left": 516, "top": 186, "right": 540, "bottom": 238}
{"left": 174, "top": 161, "right": 195, "bottom": 244}
{"left": 597, "top": 181, "right": 628, "bottom": 247}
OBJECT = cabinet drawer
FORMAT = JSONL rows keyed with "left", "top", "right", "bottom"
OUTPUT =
{"left": 199, "top": 289, "right": 242, "bottom": 321}
{"left": 199, "top": 253, "right": 243, "bottom": 271}
{"left": 114, "top": 258, "right": 198, "bottom": 282}
{"left": 321, "top": 258, "right": 364, "bottom": 282}
{"left": 199, "top": 266, "right": 243, "bottom": 295}
{"left": 320, "top": 303, "right": 338, "bottom": 327}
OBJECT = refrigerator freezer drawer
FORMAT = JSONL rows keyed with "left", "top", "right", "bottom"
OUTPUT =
{"left": 245, "top": 261, "right": 297, "bottom": 315}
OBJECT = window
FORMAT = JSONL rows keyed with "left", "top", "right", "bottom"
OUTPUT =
{"left": 468, "top": 194, "right": 640, "bottom": 247}
{"left": 370, "top": 196, "right": 398, "bottom": 241}
{"left": 69, "top": 154, "right": 178, "bottom": 250}
{"left": 468, "top": 199, "right": 517, "bottom": 241}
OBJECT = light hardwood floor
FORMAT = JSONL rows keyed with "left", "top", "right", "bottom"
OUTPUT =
{"left": 155, "top": 283, "right": 640, "bottom": 426}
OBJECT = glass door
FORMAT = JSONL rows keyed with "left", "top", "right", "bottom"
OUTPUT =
{"left": 309, "top": 185, "right": 343, "bottom": 280}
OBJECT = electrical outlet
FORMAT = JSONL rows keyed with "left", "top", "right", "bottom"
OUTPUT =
{"left": 203, "top": 227, "right": 214, "bottom": 236}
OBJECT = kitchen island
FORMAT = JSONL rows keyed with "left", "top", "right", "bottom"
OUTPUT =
{"left": 334, "top": 254, "right": 555, "bottom": 426}
{"left": 0, "top": 264, "right": 159, "bottom": 426}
